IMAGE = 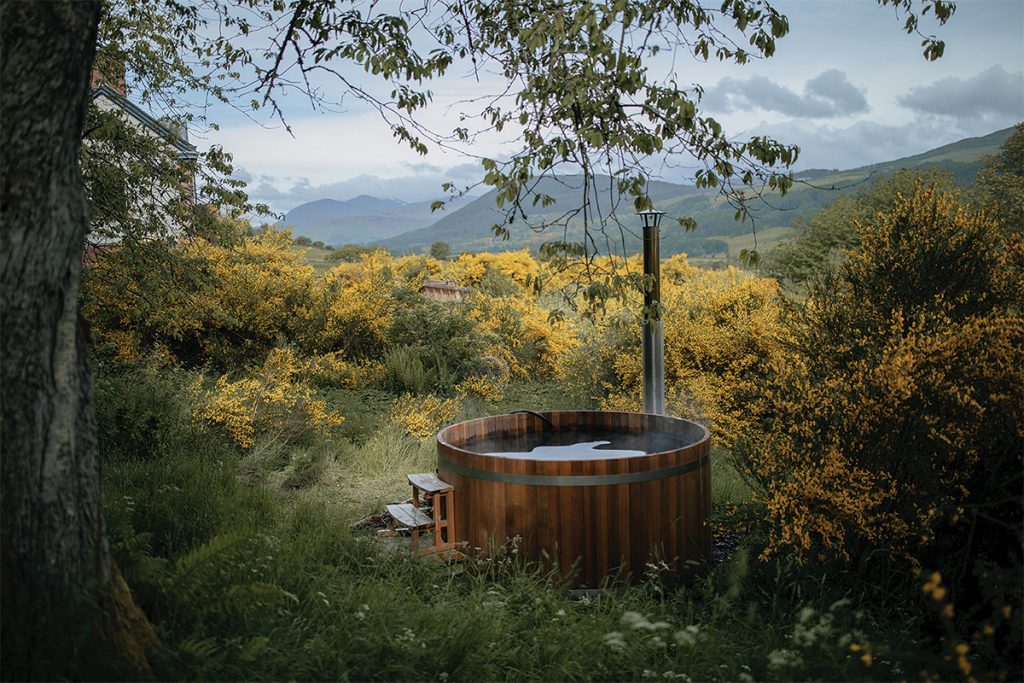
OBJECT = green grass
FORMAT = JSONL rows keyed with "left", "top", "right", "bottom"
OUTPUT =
{"left": 299, "top": 245, "right": 337, "bottom": 272}
{"left": 719, "top": 226, "right": 795, "bottom": 258}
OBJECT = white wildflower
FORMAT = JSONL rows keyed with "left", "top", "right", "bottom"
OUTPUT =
{"left": 674, "top": 624, "right": 701, "bottom": 647}
{"left": 621, "top": 611, "right": 670, "bottom": 631}
{"left": 767, "top": 648, "right": 804, "bottom": 671}
{"left": 603, "top": 631, "right": 627, "bottom": 652}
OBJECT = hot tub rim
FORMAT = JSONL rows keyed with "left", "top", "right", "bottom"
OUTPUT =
{"left": 436, "top": 409, "right": 711, "bottom": 472}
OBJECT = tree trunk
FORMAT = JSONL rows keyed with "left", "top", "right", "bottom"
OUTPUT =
{"left": 1, "top": 1, "right": 156, "bottom": 678}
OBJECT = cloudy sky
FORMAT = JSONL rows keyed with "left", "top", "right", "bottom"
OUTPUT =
{"left": 200, "top": 0, "right": 1024, "bottom": 213}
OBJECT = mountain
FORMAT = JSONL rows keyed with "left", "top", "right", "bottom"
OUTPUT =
{"left": 375, "top": 176, "right": 703, "bottom": 253}
{"left": 279, "top": 194, "right": 474, "bottom": 246}
{"left": 376, "top": 126, "right": 1015, "bottom": 257}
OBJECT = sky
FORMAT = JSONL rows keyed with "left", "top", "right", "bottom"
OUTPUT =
{"left": 197, "top": 0, "right": 1024, "bottom": 214}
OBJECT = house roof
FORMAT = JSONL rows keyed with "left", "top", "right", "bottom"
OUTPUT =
{"left": 421, "top": 280, "right": 473, "bottom": 293}
{"left": 90, "top": 84, "right": 199, "bottom": 160}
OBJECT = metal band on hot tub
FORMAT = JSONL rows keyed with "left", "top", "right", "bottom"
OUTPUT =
{"left": 438, "top": 454, "right": 710, "bottom": 487}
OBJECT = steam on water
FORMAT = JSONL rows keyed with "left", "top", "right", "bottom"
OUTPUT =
{"left": 465, "top": 428, "right": 688, "bottom": 461}
{"left": 488, "top": 440, "right": 645, "bottom": 460}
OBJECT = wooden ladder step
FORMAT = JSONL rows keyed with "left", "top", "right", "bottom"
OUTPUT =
{"left": 407, "top": 472, "right": 453, "bottom": 494}
{"left": 386, "top": 503, "right": 434, "bottom": 530}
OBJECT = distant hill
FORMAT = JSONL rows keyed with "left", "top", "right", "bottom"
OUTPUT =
{"left": 376, "top": 126, "right": 1015, "bottom": 257}
{"left": 376, "top": 176, "right": 703, "bottom": 253}
{"left": 279, "top": 194, "right": 474, "bottom": 246}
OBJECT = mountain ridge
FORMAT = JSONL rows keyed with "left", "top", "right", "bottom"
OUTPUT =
{"left": 278, "top": 194, "right": 474, "bottom": 246}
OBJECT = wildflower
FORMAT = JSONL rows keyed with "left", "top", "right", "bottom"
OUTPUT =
{"left": 603, "top": 631, "right": 626, "bottom": 652}
{"left": 674, "top": 625, "right": 701, "bottom": 647}
{"left": 767, "top": 648, "right": 803, "bottom": 672}
{"left": 621, "top": 611, "right": 670, "bottom": 631}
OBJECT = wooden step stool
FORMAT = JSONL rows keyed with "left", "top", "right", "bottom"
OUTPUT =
{"left": 408, "top": 472, "right": 455, "bottom": 554}
{"left": 385, "top": 502, "right": 434, "bottom": 553}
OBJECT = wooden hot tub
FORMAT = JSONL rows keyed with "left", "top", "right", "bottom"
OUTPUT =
{"left": 436, "top": 410, "right": 711, "bottom": 586}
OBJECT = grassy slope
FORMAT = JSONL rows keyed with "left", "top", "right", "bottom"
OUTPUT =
{"left": 719, "top": 226, "right": 795, "bottom": 258}
{"left": 298, "top": 246, "right": 336, "bottom": 271}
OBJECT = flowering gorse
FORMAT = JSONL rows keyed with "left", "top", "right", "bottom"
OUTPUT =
{"left": 193, "top": 348, "right": 343, "bottom": 448}
{"left": 740, "top": 188, "right": 1024, "bottom": 565}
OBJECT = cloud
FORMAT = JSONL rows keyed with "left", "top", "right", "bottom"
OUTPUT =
{"left": 703, "top": 69, "right": 868, "bottom": 118}
{"left": 899, "top": 66, "right": 1024, "bottom": 120}
{"left": 231, "top": 167, "right": 254, "bottom": 183}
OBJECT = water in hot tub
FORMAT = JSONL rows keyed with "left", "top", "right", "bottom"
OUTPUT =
{"left": 466, "top": 428, "right": 689, "bottom": 460}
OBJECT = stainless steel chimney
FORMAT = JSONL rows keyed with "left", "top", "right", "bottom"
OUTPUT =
{"left": 638, "top": 209, "right": 665, "bottom": 415}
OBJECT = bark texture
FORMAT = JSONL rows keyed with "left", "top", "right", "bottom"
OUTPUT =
{"left": 1, "top": 1, "right": 156, "bottom": 678}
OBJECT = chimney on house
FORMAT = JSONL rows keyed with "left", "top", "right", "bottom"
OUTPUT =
{"left": 160, "top": 119, "right": 190, "bottom": 145}
{"left": 90, "top": 55, "right": 126, "bottom": 95}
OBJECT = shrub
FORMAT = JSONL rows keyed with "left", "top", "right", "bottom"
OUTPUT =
{"left": 767, "top": 167, "right": 956, "bottom": 290}
{"left": 83, "top": 227, "right": 322, "bottom": 369}
{"left": 389, "top": 393, "right": 462, "bottom": 438}
{"left": 469, "top": 292, "right": 580, "bottom": 379}
{"left": 387, "top": 292, "right": 487, "bottom": 388}
{"left": 97, "top": 363, "right": 275, "bottom": 564}
{"left": 193, "top": 348, "right": 345, "bottom": 449}
{"left": 739, "top": 187, "right": 1024, "bottom": 569}
{"left": 383, "top": 345, "right": 437, "bottom": 395}
{"left": 305, "top": 252, "right": 396, "bottom": 358}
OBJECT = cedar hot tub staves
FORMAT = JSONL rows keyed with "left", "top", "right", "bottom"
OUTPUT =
{"left": 434, "top": 410, "right": 711, "bottom": 587}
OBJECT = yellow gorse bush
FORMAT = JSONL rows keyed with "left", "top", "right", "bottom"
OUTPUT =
{"left": 85, "top": 227, "right": 322, "bottom": 368}
{"left": 389, "top": 393, "right": 461, "bottom": 439}
{"left": 468, "top": 292, "right": 580, "bottom": 378}
{"left": 443, "top": 249, "right": 540, "bottom": 288}
{"left": 308, "top": 251, "right": 396, "bottom": 357}
{"left": 193, "top": 348, "right": 344, "bottom": 448}
{"left": 742, "top": 188, "right": 1024, "bottom": 564}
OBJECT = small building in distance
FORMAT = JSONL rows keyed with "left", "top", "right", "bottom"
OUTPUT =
{"left": 420, "top": 280, "right": 473, "bottom": 303}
